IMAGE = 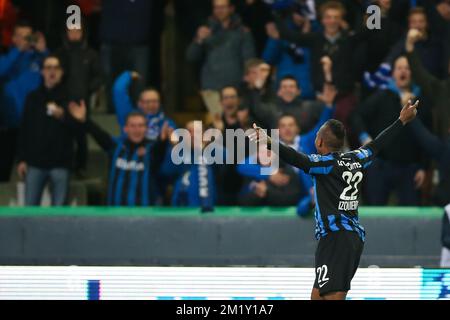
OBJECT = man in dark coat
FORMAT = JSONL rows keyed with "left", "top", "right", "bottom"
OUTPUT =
{"left": 56, "top": 22, "right": 103, "bottom": 174}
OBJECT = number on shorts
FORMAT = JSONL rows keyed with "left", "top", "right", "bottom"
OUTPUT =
{"left": 316, "top": 265, "right": 330, "bottom": 285}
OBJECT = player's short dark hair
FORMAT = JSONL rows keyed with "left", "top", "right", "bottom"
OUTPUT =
{"left": 322, "top": 119, "right": 346, "bottom": 151}
{"left": 125, "top": 111, "right": 147, "bottom": 124}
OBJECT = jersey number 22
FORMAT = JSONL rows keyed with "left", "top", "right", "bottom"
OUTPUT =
{"left": 340, "top": 171, "right": 363, "bottom": 201}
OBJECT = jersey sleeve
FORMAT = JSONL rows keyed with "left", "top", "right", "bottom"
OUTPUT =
{"left": 305, "top": 153, "right": 336, "bottom": 175}
{"left": 276, "top": 143, "right": 335, "bottom": 175}
{"left": 353, "top": 147, "right": 375, "bottom": 169}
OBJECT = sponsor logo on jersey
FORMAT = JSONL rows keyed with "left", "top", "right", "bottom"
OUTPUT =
{"left": 337, "top": 160, "right": 362, "bottom": 170}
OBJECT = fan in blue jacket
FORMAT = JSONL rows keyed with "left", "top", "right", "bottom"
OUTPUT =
{"left": 263, "top": 16, "right": 314, "bottom": 100}
{"left": 113, "top": 71, "right": 176, "bottom": 138}
{"left": 0, "top": 22, "right": 48, "bottom": 128}
{"left": 113, "top": 70, "right": 177, "bottom": 202}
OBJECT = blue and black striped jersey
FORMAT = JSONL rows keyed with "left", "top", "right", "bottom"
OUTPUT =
{"left": 107, "top": 140, "right": 155, "bottom": 206}
{"left": 85, "top": 119, "right": 166, "bottom": 207}
{"left": 306, "top": 148, "right": 374, "bottom": 241}
{"left": 274, "top": 119, "right": 405, "bottom": 241}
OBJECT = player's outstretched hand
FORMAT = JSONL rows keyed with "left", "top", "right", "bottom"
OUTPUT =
{"left": 399, "top": 99, "right": 419, "bottom": 125}
{"left": 248, "top": 123, "right": 271, "bottom": 145}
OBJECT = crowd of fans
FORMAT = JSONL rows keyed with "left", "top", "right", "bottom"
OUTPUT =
{"left": 0, "top": 0, "right": 449, "bottom": 215}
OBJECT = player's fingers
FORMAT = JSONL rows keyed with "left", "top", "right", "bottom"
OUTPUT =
{"left": 252, "top": 124, "right": 262, "bottom": 139}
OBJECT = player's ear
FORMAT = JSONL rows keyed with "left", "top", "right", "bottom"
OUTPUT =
{"left": 317, "top": 137, "right": 323, "bottom": 148}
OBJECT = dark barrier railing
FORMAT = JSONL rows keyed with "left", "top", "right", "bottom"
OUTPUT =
{"left": 0, "top": 206, "right": 444, "bottom": 267}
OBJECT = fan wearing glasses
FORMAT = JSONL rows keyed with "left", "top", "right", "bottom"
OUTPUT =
{"left": 17, "top": 55, "right": 78, "bottom": 206}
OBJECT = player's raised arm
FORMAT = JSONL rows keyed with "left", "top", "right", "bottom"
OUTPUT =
{"left": 365, "top": 100, "right": 419, "bottom": 155}
{"left": 248, "top": 124, "right": 317, "bottom": 172}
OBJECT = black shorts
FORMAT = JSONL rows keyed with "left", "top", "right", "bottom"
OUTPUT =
{"left": 313, "top": 231, "right": 364, "bottom": 296}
